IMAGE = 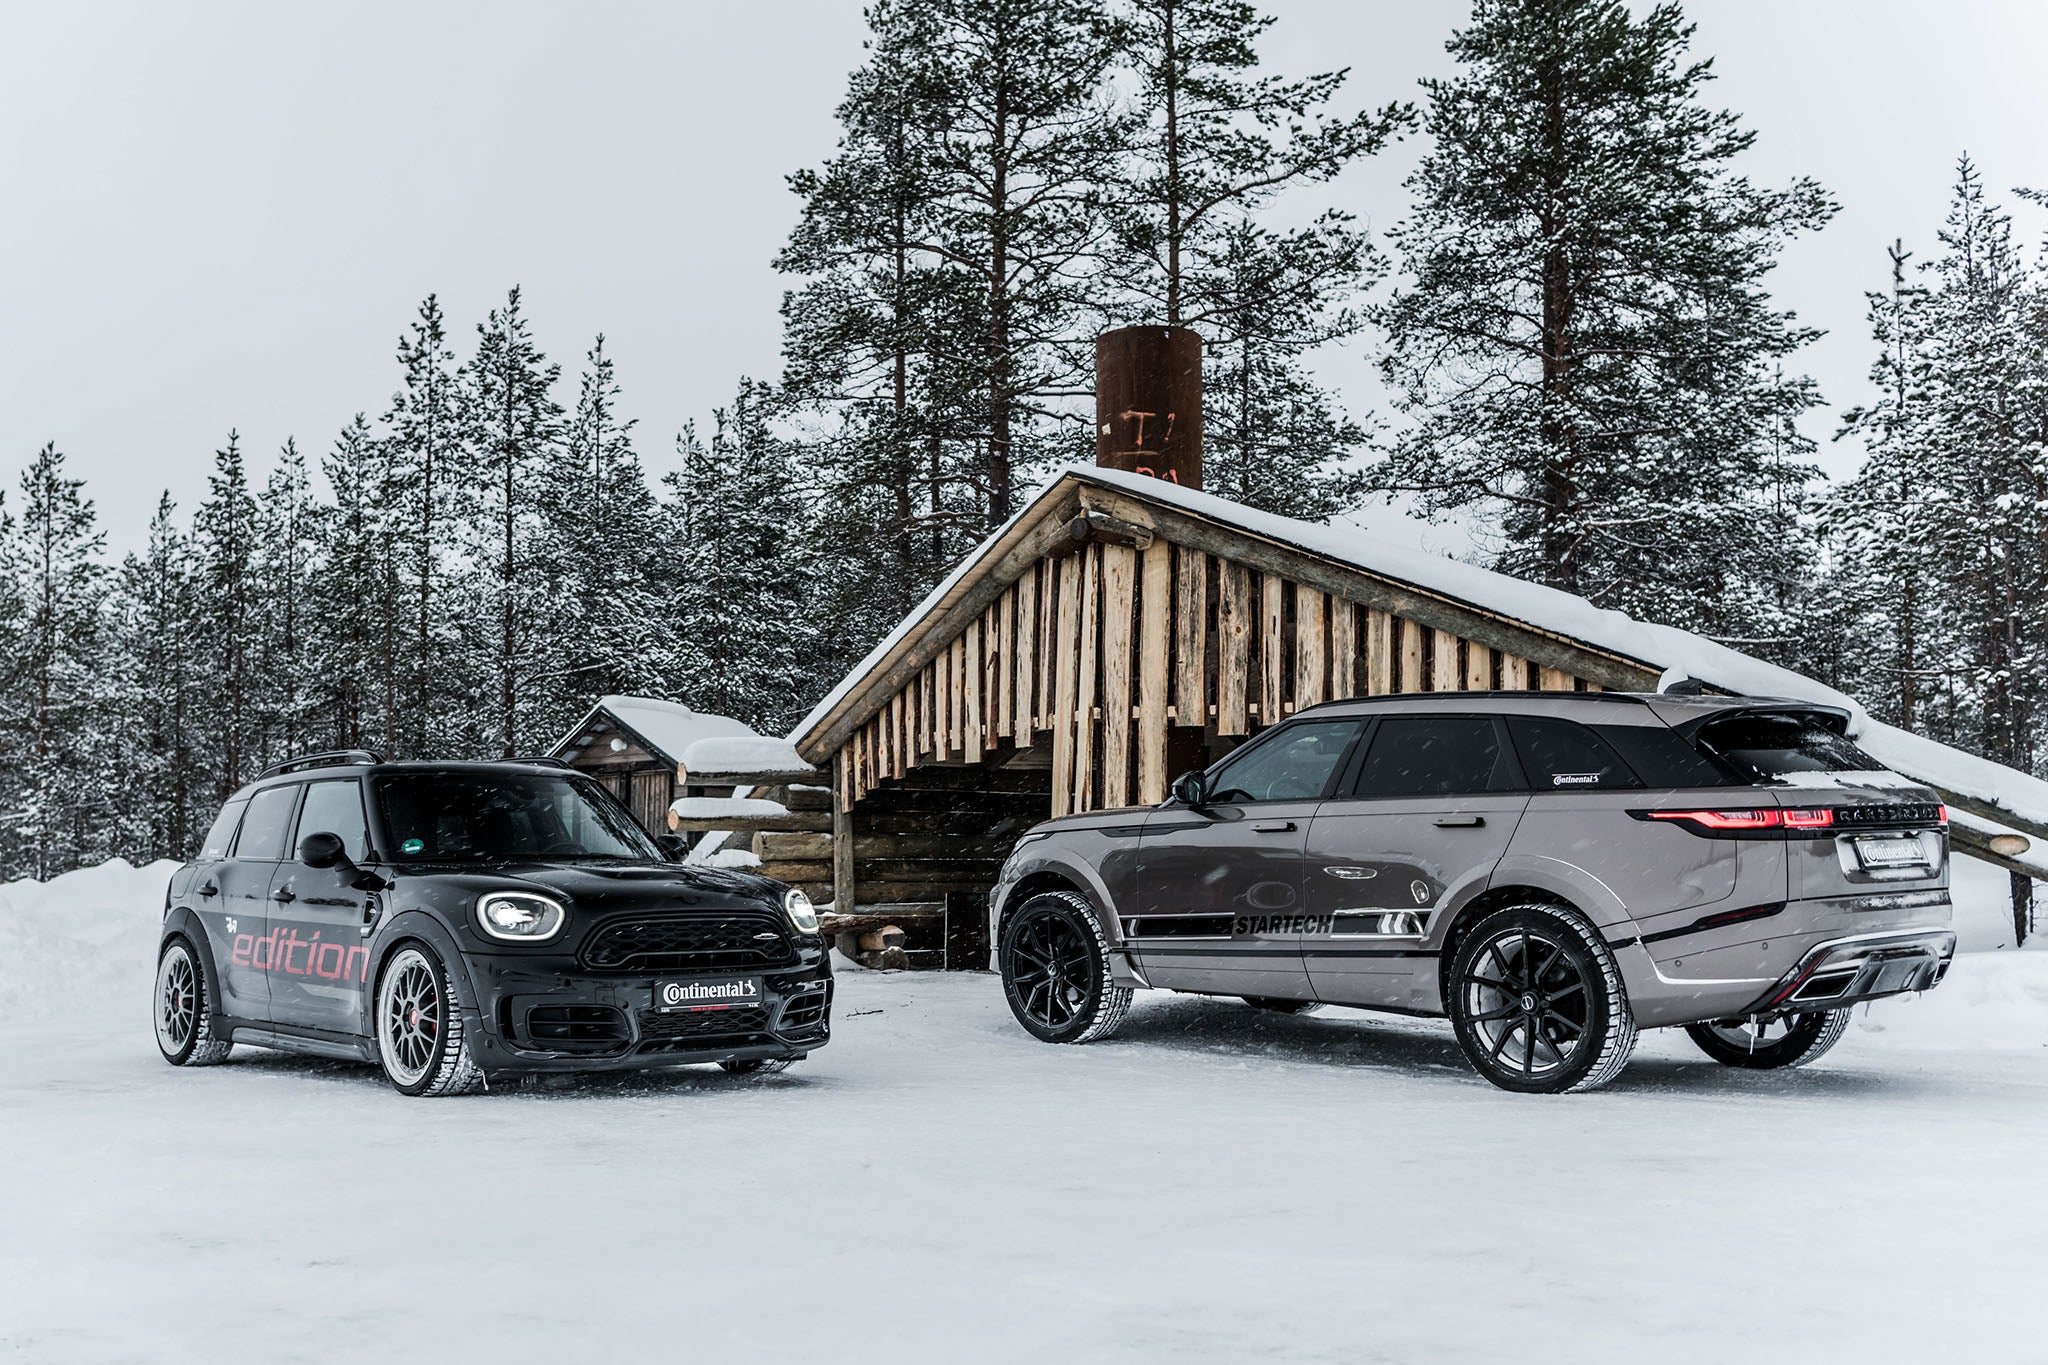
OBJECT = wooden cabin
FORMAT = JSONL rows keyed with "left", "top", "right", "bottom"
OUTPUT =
{"left": 551, "top": 695, "right": 756, "bottom": 834}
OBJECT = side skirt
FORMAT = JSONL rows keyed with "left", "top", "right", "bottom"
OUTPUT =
{"left": 229, "top": 1025, "right": 375, "bottom": 1064}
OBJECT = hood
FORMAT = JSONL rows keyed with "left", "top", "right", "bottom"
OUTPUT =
{"left": 391, "top": 859, "right": 787, "bottom": 914}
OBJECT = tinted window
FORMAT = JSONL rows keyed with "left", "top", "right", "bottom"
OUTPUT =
{"left": 295, "top": 780, "right": 370, "bottom": 862}
{"left": 374, "top": 771, "right": 660, "bottom": 863}
{"left": 1353, "top": 716, "right": 1512, "bottom": 797}
{"left": 1695, "top": 713, "right": 1880, "bottom": 781}
{"left": 1508, "top": 717, "right": 1640, "bottom": 791}
{"left": 1596, "top": 724, "right": 1734, "bottom": 788}
{"left": 233, "top": 786, "right": 301, "bottom": 861}
{"left": 1207, "top": 721, "right": 1363, "bottom": 803}
{"left": 198, "top": 798, "right": 248, "bottom": 861}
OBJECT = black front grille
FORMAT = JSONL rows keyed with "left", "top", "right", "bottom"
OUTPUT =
{"left": 636, "top": 1005, "right": 771, "bottom": 1053}
{"left": 583, "top": 913, "right": 797, "bottom": 973}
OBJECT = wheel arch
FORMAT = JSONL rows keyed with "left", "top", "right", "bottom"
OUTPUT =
{"left": 160, "top": 907, "right": 228, "bottom": 1028}
{"left": 997, "top": 869, "right": 1100, "bottom": 946}
{"left": 362, "top": 912, "right": 479, "bottom": 1037}
{"left": 1434, "top": 884, "right": 1587, "bottom": 1014}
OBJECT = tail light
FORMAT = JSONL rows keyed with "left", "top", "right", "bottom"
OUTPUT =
{"left": 1639, "top": 807, "right": 1835, "bottom": 837}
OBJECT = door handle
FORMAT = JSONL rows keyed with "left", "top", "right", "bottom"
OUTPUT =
{"left": 1433, "top": 816, "right": 1485, "bottom": 828}
{"left": 271, "top": 886, "right": 297, "bottom": 903}
{"left": 197, "top": 882, "right": 218, "bottom": 898}
{"left": 1251, "top": 821, "right": 1297, "bottom": 833}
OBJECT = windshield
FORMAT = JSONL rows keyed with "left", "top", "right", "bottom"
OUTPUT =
{"left": 1694, "top": 712, "right": 1882, "bottom": 781}
{"left": 373, "top": 770, "right": 661, "bottom": 863}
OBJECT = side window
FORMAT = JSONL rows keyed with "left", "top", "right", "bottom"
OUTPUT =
{"left": 294, "top": 780, "right": 370, "bottom": 862}
{"left": 1595, "top": 724, "right": 1733, "bottom": 788}
{"left": 1352, "top": 716, "right": 1513, "bottom": 797}
{"left": 233, "top": 785, "right": 301, "bottom": 861}
{"left": 1507, "top": 717, "right": 1642, "bottom": 791}
{"left": 1207, "top": 721, "right": 1365, "bottom": 803}
{"left": 198, "top": 799, "right": 249, "bottom": 861}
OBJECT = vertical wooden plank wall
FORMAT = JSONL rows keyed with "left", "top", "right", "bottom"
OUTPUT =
{"left": 835, "top": 535, "right": 1592, "bottom": 819}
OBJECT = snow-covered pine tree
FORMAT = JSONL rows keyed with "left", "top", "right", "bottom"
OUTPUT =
{"left": 1377, "top": 0, "right": 1835, "bottom": 643}
{"left": 193, "top": 432, "right": 260, "bottom": 800}
{"left": 3, "top": 445, "right": 110, "bottom": 878}
{"left": 310, "top": 413, "right": 398, "bottom": 751}
{"left": 908, "top": 0, "right": 1128, "bottom": 525}
{"left": 778, "top": 0, "right": 988, "bottom": 648}
{"left": 465, "top": 287, "right": 565, "bottom": 756}
{"left": 544, "top": 336, "right": 662, "bottom": 711}
{"left": 106, "top": 494, "right": 205, "bottom": 861}
{"left": 1111, "top": 0, "right": 1406, "bottom": 518}
{"left": 250, "top": 439, "right": 316, "bottom": 769}
{"left": 661, "top": 381, "right": 821, "bottom": 733}
{"left": 380, "top": 295, "right": 471, "bottom": 757}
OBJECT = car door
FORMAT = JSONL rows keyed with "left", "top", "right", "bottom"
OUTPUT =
{"left": 213, "top": 783, "right": 303, "bottom": 1024}
{"left": 266, "top": 778, "right": 376, "bottom": 1034}
{"left": 1303, "top": 714, "right": 1529, "bottom": 1010}
{"left": 186, "top": 795, "right": 257, "bottom": 1017}
{"left": 1132, "top": 718, "right": 1367, "bottom": 1000}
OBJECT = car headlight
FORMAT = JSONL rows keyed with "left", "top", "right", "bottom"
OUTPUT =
{"left": 475, "top": 891, "right": 567, "bottom": 942}
{"left": 783, "top": 888, "right": 820, "bottom": 934}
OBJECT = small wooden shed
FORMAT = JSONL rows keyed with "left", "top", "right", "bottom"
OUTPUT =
{"left": 551, "top": 695, "right": 756, "bottom": 833}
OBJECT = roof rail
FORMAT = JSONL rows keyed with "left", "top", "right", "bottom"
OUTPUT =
{"left": 256, "top": 749, "right": 384, "bottom": 780}
{"left": 503, "top": 756, "right": 573, "bottom": 769}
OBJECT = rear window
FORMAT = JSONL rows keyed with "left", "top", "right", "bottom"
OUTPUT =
{"left": 1595, "top": 725, "right": 1735, "bottom": 788}
{"left": 1694, "top": 713, "right": 1881, "bottom": 781}
{"left": 1506, "top": 718, "right": 1640, "bottom": 790}
{"left": 198, "top": 798, "right": 249, "bottom": 861}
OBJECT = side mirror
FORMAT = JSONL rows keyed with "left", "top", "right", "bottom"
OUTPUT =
{"left": 1171, "top": 771, "right": 1209, "bottom": 807}
{"left": 655, "top": 832, "right": 688, "bottom": 862}
{"left": 301, "top": 832, "right": 346, "bottom": 869}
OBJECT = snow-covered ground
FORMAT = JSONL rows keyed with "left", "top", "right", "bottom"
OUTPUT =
{"left": 2, "top": 863, "right": 2042, "bottom": 1362}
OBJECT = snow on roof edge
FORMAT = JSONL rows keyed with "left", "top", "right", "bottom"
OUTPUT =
{"left": 790, "top": 465, "right": 2048, "bottom": 831}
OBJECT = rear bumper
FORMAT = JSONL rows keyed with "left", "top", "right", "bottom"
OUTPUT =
{"left": 1736, "top": 927, "right": 1956, "bottom": 1015}
{"left": 461, "top": 950, "right": 833, "bottom": 1073}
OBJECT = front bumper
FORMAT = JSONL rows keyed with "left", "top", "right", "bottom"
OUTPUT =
{"left": 460, "top": 949, "right": 834, "bottom": 1073}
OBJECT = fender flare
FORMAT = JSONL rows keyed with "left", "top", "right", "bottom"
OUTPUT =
{"left": 361, "top": 910, "right": 484, "bottom": 1040}
{"left": 993, "top": 851, "right": 1125, "bottom": 946}
{"left": 160, "top": 906, "right": 231, "bottom": 1034}
{"left": 1470, "top": 855, "right": 1634, "bottom": 934}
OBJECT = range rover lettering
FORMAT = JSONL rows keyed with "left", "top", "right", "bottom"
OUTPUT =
{"left": 153, "top": 752, "right": 831, "bottom": 1095}
{"left": 990, "top": 693, "right": 1954, "bottom": 1093}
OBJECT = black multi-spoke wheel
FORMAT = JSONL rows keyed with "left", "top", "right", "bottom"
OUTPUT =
{"left": 374, "top": 944, "right": 483, "bottom": 1097}
{"left": 1686, "top": 1010, "right": 1851, "bottom": 1069}
{"left": 1448, "top": 905, "right": 1636, "bottom": 1094}
{"left": 999, "top": 892, "right": 1132, "bottom": 1044}
{"left": 154, "top": 938, "right": 231, "bottom": 1066}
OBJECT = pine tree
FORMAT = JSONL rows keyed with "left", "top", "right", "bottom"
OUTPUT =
{"left": 107, "top": 494, "right": 204, "bottom": 860}
{"left": 5, "top": 445, "right": 109, "bottom": 878}
{"left": 311, "top": 413, "right": 397, "bottom": 750}
{"left": 381, "top": 295, "right": 470, "bottom": 756}
{"left": 466, "top": 286, "right": 565, "bottom": 755}
{"left": 193, "top": 432, "right": 260, "bottom": 799}
{"left": 1377, "top": 0, "right": 1836, "bottom": 641}
{"left": 251, "top": 439, "right": 315, "bottom": 768}
{"left": 662, "top": 381, "right": 820, "bottom": 733}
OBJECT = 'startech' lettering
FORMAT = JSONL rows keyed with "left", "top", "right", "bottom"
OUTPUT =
{"left": 1231, "top": 915, "right": 1335, "bottom": 937}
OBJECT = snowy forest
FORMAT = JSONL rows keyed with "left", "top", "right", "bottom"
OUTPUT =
{"left": 3, "top": 0, "right": 2046, "bottom": 880}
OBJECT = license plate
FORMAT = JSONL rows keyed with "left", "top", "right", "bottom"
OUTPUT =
{"left": 1855, "top": 836, "right": 1929, "bottom": 868}
{"left": 653, "top": 977, "right": 762, "bottom": 1011}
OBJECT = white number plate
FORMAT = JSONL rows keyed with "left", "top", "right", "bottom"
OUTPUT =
{"left": 1855, "top": 836, "right": 1929, "bottom": 868}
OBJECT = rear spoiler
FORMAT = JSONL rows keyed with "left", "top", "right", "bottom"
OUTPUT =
{"left": 1650, "top": 697, "right": 1854, "bottom": 738}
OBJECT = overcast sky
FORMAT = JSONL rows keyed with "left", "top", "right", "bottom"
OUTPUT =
{"left": 3, "top": 0, "right": 2044, "bottom": 552}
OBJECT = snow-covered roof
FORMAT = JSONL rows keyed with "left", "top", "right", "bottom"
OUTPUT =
{"left": 792, "top": 464, "right": 2048, "bottom": 841}
{"left": 680, "top": 735, "right": 812, "bottom": 777}
{"left": 553, "top": 694, "right": 755, "bottom": 766}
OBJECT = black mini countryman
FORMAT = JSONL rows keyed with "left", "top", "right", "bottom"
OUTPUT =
{"left": 153, "top": 752, "right": 832, "bottom": 1095}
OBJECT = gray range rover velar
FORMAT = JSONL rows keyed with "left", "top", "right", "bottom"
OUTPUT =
{"left": 990, "top": 692, "right": 1955, "bottom": 1093}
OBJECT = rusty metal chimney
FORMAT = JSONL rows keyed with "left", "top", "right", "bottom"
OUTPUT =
{"left": 1094, "top": 326, "right": 1201, "bottom": 490}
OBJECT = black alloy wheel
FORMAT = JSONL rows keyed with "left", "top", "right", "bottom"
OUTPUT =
{"left": 998, "top": 892, "right": 1133, "bottom": 1044}
{"left": 1685, "top": 1010, "right": 1852, "bottom": 1069}
{"left": 1448, "top": 905, "right": 1637, "bottom": 1094}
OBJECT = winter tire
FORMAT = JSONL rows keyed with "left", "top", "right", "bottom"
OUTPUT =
{"left": 1448, "top": 904, "right": 1637, "bottom": 1094}
{"left": 999, "top": 891, "right": 1133, "bottom": 1044}
{"left": 719, "top": 1056, "right": 798, "bottom": 1075}
{"left": 155, "top": 937, "right": 233, "bottom": 1067}
{"left": 1685, "top": 1010, "right": 1852, "bottom": 1069}
{"left": 1242, "top": 996, "right": 1321, "bottom": 1015}
{"left": 375, "top": 944, "right": 484, "bottom": 1097}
